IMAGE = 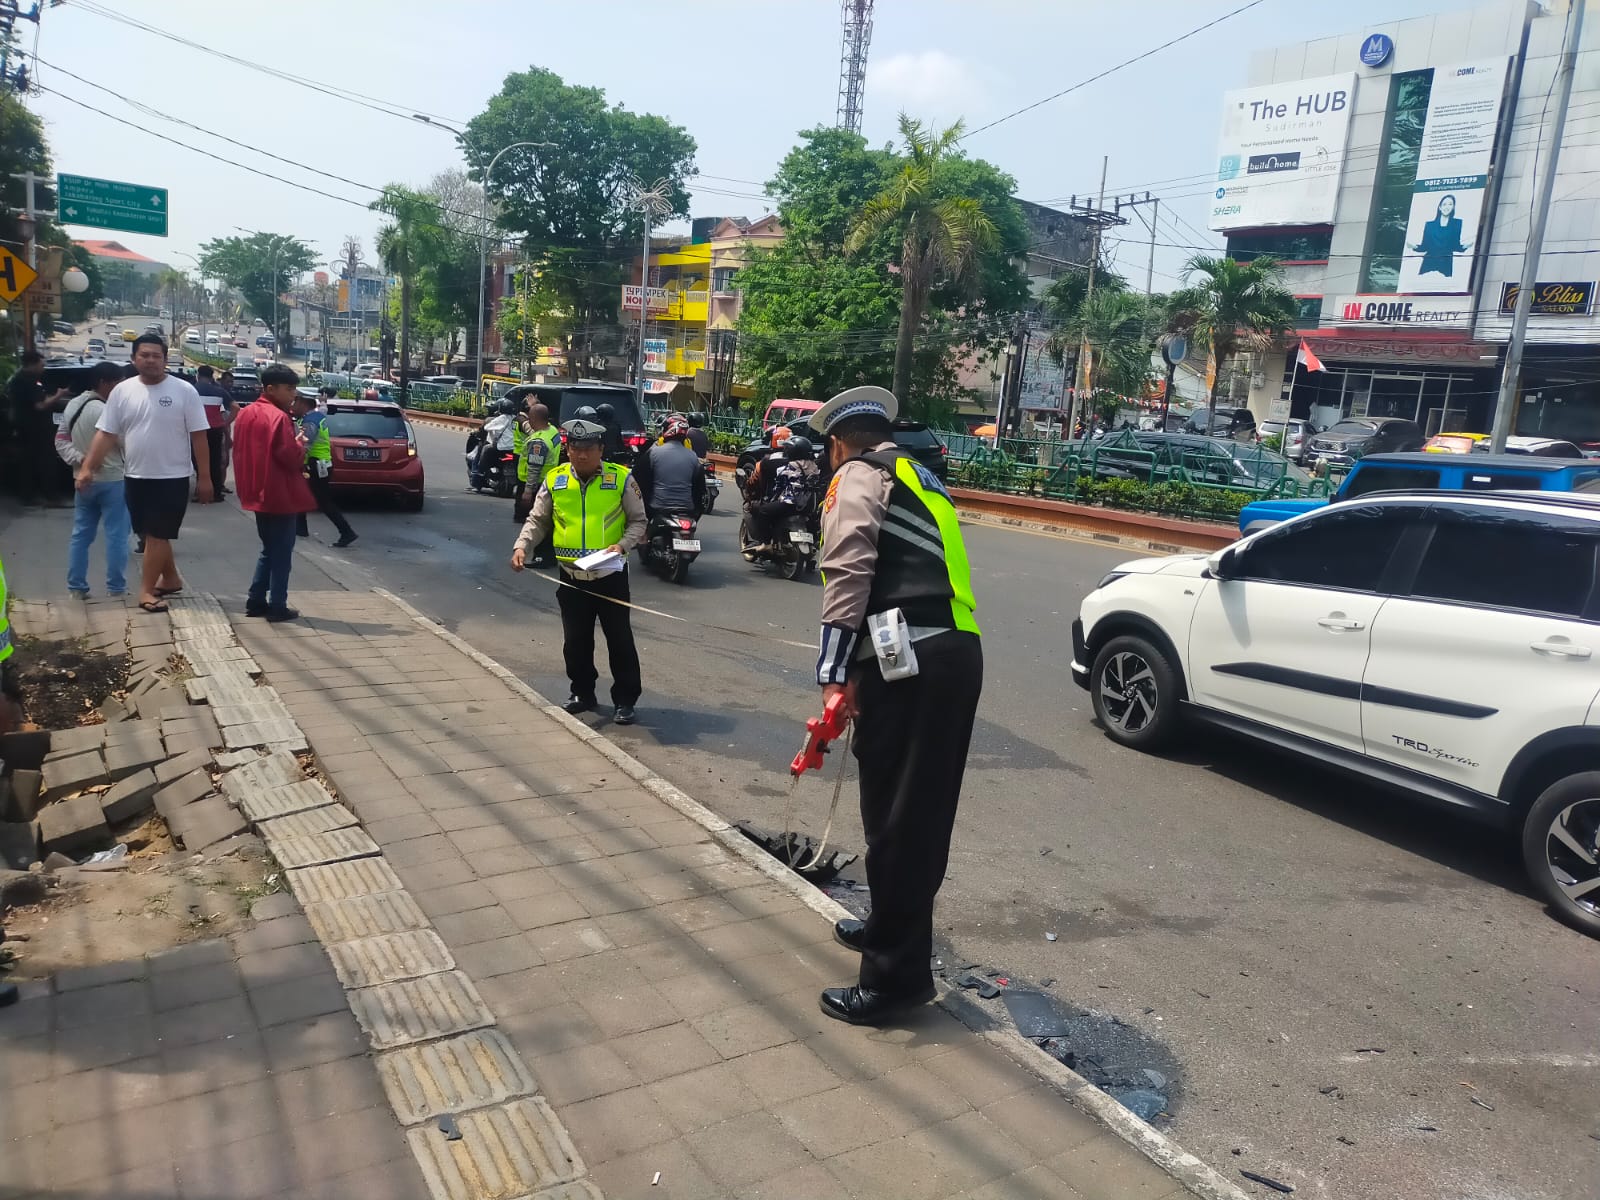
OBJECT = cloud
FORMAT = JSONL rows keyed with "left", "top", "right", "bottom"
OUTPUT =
{"left": 872, "top": 50, "right": 984, "bottom": 116}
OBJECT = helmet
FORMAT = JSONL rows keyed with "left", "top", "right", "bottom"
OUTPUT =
{"left": 784, "top": 435, "right": 813, "bottom": 460}
{"left": 363, "top": 388, "right": 380, "bottom": 402}
{"left": 662, "top": 412, "right": 689, "bottom": 441}
{"left": 687, "top": 412, "right": 707, "bottom": 428}
{"left": 498, "top": 398, "right": 518, "bottom": 415}
{"left": 771, "top": 426, "right": 793, "bottom": 448}
{"left": 595, "top": 402, "right": 615, "bottom": 421}
{"left": 571, "top": 405, "right": 599, "bottom": 423}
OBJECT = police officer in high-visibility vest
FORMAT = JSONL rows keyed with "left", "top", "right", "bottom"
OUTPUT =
{"left": 290, "top": 392, "right": 358, "bottom": 548}
{"left": 511, "top": 418, "right": 647, "bottom": 725}
{"left": 512, "top": 402, "right": 560, "bottom": 533}
{"left": 809, "top": 386, "right": 983, "bottom": 1026}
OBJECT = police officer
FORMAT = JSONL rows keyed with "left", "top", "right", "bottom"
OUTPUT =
{"left": 809, "top": 386, "right": 983, "bottom": 1025}
{"left": 510, "top": 418, "right": 647, "bottom": 725}
{"left": 512, "top": 402, "right": 559, "bottom": 532}
{"left": 291, "top": 392, "right": 358, "bottom": 548}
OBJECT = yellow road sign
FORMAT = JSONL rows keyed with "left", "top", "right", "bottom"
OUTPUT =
{"left": 0, "top": 247, "right": 38, "bottom": 302}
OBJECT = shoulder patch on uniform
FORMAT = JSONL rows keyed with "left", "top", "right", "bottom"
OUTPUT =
{"left": 822, "top": 474, "right": 842, "bottom": 514}
{"left": 551, "top": 473, "right": 568, "bottom": 490}
{"left": 600, "top": 471, "right": 618, "bottom": 490}
{"left": 909, "top": 461, "right": 951, "bottom": 500}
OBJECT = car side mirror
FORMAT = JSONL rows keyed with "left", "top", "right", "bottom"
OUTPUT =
{"left": 1207, "top": 547, "right": 1237, "bottom": 579}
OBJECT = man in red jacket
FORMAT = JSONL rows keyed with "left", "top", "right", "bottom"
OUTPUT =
{"left": 232, "top": 365, "right": 315, "bottom": 622}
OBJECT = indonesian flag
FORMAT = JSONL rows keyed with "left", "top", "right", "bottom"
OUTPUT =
{"left": 1297, "top": 339, "right": 1326, "bottom": 373}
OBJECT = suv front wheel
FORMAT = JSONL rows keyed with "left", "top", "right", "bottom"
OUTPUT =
{"left": 1090, "top": 634, "right": 1180, "bottom": 751}
{"left": 1522, "top": 773, "right": 1600, "bottom": 937}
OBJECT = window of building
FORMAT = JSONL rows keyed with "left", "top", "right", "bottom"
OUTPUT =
{"left": 711, "top": 267, "right": 738, "bottom": 294}
{"left": 1410, "top": 510, "right": 1598, "bottom": 618}
{"left": 1294, "top": 297, "right": 1322, "bottom": 330}
{"left": 1225, "top": 228, "right": 1333, "bottom": 264}
{"left": 1363, "top": 69, "right": 1434, "bottom": 292}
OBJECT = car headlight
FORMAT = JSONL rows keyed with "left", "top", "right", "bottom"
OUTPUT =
{"left": 1097, "top": 571, "right": 1129, "bottom": 590}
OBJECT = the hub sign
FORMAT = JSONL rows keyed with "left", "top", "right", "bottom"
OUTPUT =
{"left": 1209, "top": 73, "right": 1358, "bottom": 231}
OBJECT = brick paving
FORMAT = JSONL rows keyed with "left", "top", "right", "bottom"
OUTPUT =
{"left": 0, "top": 507, "right": 1215, "bottom": 1200}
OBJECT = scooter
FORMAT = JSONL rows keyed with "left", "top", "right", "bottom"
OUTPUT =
{"left": 642, "top": 511, "right": 701, "bottom": 584}
{"left": 466, "top": 414, "right": 517, "bottom": 497}
{"left": 740, "top": 505, "right": 818, "bottom": 580}
{"left": 699, "top": 462, "right": 721, "bottom": 515}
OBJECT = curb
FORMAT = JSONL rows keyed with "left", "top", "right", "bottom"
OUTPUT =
{"left": 370, "top": 586, "right": 1251, "bottom": 1200}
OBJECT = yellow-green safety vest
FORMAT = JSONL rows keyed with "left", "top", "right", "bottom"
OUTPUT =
{"left": 304, "top": 414, "right": 332, "bottom": 463}
{"left": 0, "top": 553, "right": 11, "bottom": 665}
{"left": 519, "top": 425, "right": 559, "bottom": 484}
{"left": 547, "top": 462, "right": 630, "bottom": 564}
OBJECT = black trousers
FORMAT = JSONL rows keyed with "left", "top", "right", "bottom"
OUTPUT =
{"left": 297, "top": 470, "right": 355, "bottom": 540}
{"left": 851, "top": 630, "right": 983, "bottom": 992}
{"left": 556, "top": 568, "right": 641, "bottom": 706}
{"left": 205, "top": 426, "right": 227, "bottom": 493}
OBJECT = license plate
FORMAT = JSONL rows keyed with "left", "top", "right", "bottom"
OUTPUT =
{"left": 346, "top": 447, "right": 381, "bottom": 461}
{"left": 788, "top": 531, "right": 813, "bottom": 545}
{"left": 671, "top": 539, "right": 701, "bottom": 552}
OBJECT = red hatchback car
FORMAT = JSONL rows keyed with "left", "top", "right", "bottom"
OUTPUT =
{"left": 324, "top": 400, "right": 424, "bottom": 510}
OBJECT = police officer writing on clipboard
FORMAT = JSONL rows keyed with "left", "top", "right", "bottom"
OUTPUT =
{"left": 510, "top": 418, "right": 647, "bottom": 725}
{"left": 810, "top": 386, "right": 983, "bottom": 1025}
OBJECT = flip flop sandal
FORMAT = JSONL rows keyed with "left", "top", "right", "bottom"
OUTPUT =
{"left": 138, "top": 600, "right": 170, "bottom": 614}
{"left": 155, "top": 586, "right": 184, "bottom": 597}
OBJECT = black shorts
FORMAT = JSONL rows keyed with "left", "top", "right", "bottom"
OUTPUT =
{"left": 124, "top": 476, "right": 190, "bottom": 541}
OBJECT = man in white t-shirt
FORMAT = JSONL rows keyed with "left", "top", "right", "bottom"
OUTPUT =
{"left": 77, "top": 334, "right": 211, "bottom": 613}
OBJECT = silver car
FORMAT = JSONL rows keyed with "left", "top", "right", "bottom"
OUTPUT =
{"left": 1256, "top": 417, "right": 1310, "bottom": 463}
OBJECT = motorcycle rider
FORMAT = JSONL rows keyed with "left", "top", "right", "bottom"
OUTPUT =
{"left": 593, "top": 402, "right": 626, "bottom": 462}
{"left": 472, "top": 398, "right": 517, "bottom": 488}
{"left": 684, "top": 412, "right": 710, "bottom": 460}
{"left": 742, "top": 426, "right": 794, "bottom": 548}
{"left": 745, "top": 434, "right": 820, "bottom": 553}
{"left": 633, "top": 413, "right": 706, "bottom": 520}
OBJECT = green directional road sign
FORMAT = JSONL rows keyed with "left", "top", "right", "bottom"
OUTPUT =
{"left": 56, "top": 173, "right": 169, "bottom": 237}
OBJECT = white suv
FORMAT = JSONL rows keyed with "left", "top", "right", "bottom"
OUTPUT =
{"left": 1072, "top": 491, "right": 1600, "bottom": 937}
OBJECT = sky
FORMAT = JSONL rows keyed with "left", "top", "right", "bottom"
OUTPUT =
{"left": 20, "top": 0, "right": 1463, "bottom": 293}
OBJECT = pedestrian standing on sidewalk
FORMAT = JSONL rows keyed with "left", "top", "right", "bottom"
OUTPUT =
{"left": 56, "top": 362, "right": 131, "bottom": 598}
{"left": 290, "top": 393, "right": 357, "bottom": 548}
{"left": 193, "top": 365, "right": 237, "bottom": 501}
{"left": 510, "top": 417, "right": 646, "bottom": 724}
{"left": 233, "top": 364, "right": 315, "bottom": 622}
{"left": 5, "top": 351, "right": 71, "bottom": 506}
{"left": 77, "top": 334, "right": 212, "bottom": 615}
{"left": 807, "top": 386, "right": 983, "bottom": 1026}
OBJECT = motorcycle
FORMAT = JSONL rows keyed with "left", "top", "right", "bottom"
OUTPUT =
{"left": 699, "top": 462, "right": 721, "bottom": 515}
{"left": 740, "top": 505, "right": 819, "bottom": 580}
{"left": 465, "top": 414, "right": 517, "bottom": 498}
{"left": 642, "top": 511, "right": 701, "bottom": 584}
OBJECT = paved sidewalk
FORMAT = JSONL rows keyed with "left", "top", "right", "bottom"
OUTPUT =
{"left": 1, "top": 502, "right": 1226, "bottom": 1200}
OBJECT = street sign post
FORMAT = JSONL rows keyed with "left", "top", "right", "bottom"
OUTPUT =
{"left": 0, "top": 246, "right": 38, "bottom": 302}
{"left": 56, "top": 173, "right": 169, "bottom": 237}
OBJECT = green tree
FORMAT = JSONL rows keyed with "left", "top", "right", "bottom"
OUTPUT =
{"left": 1166, "top": 254, "right": 1297, "bottom": 415}
{"left": 373, "top": 186, "right": 441, "bottom": 389}
{"left": 495, "top": 266, "right": 569, "bottom": 377}
{"left": 460, "top": 67, "right": 696, "bottom": 378}
{"left": 197, "top": 232, "right": 316, "bottom": 347}
{"left": 847, "top": 116, "right": 1001, "bottom": 407}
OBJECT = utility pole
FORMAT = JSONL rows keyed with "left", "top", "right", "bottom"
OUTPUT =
{"left": 1491, "top": 0, "right": 1586, "bottom": 452}
{"left": 1067, "top": 158, "right": 1127, "bottom": 435}
{"left": 627, "top": 179, "right": 671, "bottom": 408}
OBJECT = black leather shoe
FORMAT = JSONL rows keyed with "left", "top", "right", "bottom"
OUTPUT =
{"left": 265, "top": 606, "right": 300, "bottom": 623}
{"left": 818, "top": 982, "right": 936, "bottom": 1026}
{"left": 833, "top": 919, "right": 866, "bottom": 952}
{"left": 333, "top": 534, "right": 358, "bottom": 549}
{"left": 245, "top": 604, "right": 268, "bottom": 618}
{"left": 564, "top": 695, "right": 597, "bottom": 715}
{"left": 613, "top": 705, "right": 636, "bottom": 726}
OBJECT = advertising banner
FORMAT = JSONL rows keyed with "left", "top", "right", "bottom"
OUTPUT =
{"left": 1498, "top": 281, "right": 1596, "bottom": 316}
{"left": 621, "top": 285, "right": 669, "bottom": 313}
{"left": 642, "top": 337, "right": 668, "bottom": 372}
{"left": 1209, "top": 72, "right": 1357, "bottom": 231}
{"left": 1330, "top": 294, "right": 1474, "bottom": 328}
{"left": 1017, "top": 325, "right": 1069, "bottom": 410}
{"left": 1397, "top": 59, "right": 1510, "bottom": 296}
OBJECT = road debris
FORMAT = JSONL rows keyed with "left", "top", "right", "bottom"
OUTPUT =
{"left": 1001, "top": 989, "right": 1069, "bottom": 1038}
{"left": 1112, "top": 1088, "right": 1168, "bottom": 1120}
{"left": 1240, "top": 1168, "right": 1294, "bottom": 1193}
{"left": 1045, "top": 931, "right": 1058, "bottom": 942}
{"left": 1469, "top": 1096, "right": 1495, "bottom": 1112}
{"left": 437, "top": 1114, "right": 461, "bottom": 1141}
{"left": 957, "top": 973, "right": 1001, "bottom": 999}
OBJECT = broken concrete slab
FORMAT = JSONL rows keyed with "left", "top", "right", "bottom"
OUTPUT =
{"left": 95, "top": 697, "right": 132, "bottom": 725}
{"left": 37, "top": 795, "right": 113, "bottom": 858}
{"left": 102, "top": 717, "right": 164, "bottom": 746}
{"left": 214, "top": 749, "right": 260, "bottom": 770}
{"left": 169, "top": 795, "right": 249, "bottom": 853}
{"left": 4, "top": 769, "right": 42, "bottom": 823}
{"left": 100, "top": 767, "right": 159, "bottom": 825}
{"left": 104, "top": 738, "right": 167, "bottom": 783}
{"left": 232, "top": 779, "right": 334, "bottom": 824}
{"left": 47, "top": 725, "right": 108, "bottom": 756}
{"left": 161, "top": 711, "right": 222, "bottom": 748}
{"left": 0, "top": 821, "right": 39, "bottom": 870}
{"left": 221, "top": 720, "right": 307, "bottom": 753}
{"left": 42, "top": 851, "right": 75, "bottom": 871}
{"left": 219, "top": 752, "right": 302, "bottom": 804}
{"left": 210, "top": 700, "right": 295, "bottom": 728}
{"left": 154, "top": 748, "right": 213, "bottom": 788}
{"left": 153, "top": 770, "right": 214, "bottom": 825}
{"left": 41, "top": 749, "right": 107, "bottom": 803}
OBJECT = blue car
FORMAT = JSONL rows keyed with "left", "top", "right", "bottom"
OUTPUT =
{"left": 1237, "top": 452, "right": 1600, "bottom": 534}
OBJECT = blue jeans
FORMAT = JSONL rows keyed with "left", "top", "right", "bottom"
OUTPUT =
{"left": 248, "top": 513, "right": 298, "bottom": 611}
{"left": 67, "top": 479, "right": 131, "bottom": 595}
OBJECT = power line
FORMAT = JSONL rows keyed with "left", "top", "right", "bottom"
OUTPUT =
{"left": 961, "top": 0, "right": 1269, "bottom": 140}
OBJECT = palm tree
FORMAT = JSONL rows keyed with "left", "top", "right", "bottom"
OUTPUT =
{"left": 154, "top": 268, "right": 188, "bottom": 315}
{"left": 847, "top": 115, "right": 998, "bottom": 408}
{"left": 1166, "top": 254, "right": 1297, "bottom": 415}
{"left": 1047, "top": 287, "right": 1154, "bottom": 404}
{"left": 372, "top": 186, "right": 436, "bottom": 394}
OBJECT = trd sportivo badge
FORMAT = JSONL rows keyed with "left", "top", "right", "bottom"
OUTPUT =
{"left": 1391, "top": 735, "right": 1478, "bottom": 769}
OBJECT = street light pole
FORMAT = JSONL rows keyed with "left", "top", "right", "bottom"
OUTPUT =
{"left": 474, "top": 141, "right": 552, "bottom": 404}
{"left": 626, "top": 179, "right": 671, "bottom": 411}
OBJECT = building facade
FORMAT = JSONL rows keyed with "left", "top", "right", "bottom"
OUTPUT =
{"left": 1216, "top": 0, "right": 1600, "bottom": 443}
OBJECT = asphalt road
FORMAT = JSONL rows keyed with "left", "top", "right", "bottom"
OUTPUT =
{"left": 36, "top": 403, "right": 1594, "bottom": 1199}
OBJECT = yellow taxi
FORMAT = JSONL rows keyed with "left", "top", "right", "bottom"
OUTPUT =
{"left": 120, "top": 328, "right": 137, "bottom": 342}
{"left": 1422, "top": 431, "right": 1489, "bottom": 454}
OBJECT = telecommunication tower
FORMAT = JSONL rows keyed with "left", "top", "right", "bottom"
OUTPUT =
{"left": 836, "top": 0, "right": 874, "bottom": 135}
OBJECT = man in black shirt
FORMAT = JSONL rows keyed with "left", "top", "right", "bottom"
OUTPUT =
{"left": 5, "top": 352, "right": 69, "bottom": 505}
